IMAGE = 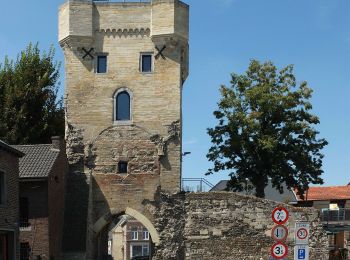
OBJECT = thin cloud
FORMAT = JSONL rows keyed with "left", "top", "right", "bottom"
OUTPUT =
{"left": 184, "top": 139, "right": 198, "bottom": 145}
{"left": 316, "top": 1, "right": 337, "bottom": 30}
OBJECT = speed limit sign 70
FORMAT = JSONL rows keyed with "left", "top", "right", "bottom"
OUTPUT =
{"left": 271, "top": 242, "right": 288, "bottom": 259}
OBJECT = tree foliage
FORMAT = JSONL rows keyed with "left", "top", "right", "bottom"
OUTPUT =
{"left": 206, "top": 60, "right": 328, "bottom": 198}
{"left": 0, "top": 43, "right": 64, "bottom": 144}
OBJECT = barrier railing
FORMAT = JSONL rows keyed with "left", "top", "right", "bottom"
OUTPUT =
{"left": 321, "top": 208, "right": 350, "bottom": 222}
{"left": 181, "top": 178, "right": 214, "bottom": 192}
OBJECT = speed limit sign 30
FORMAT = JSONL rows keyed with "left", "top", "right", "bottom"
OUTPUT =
{"left": 271, "top": 242, "right": 288, "bottom": 259}
{"left": 295, "top": 222, "right": 310, "bottom": 245}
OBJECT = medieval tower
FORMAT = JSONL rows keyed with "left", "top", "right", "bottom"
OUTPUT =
{"left": 58, "top": 0, "right": 189, "bottom": 258}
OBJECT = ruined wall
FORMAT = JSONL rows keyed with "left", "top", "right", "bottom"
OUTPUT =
{"left": 151, "top": 192, "right": 329, "bottom": 260}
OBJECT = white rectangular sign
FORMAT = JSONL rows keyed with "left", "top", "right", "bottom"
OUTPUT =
{"left": 294, "top": 245, "right": 309, "bottom": 260}
{"left": 294, "top": 222, "right": 310, "bottom": 245}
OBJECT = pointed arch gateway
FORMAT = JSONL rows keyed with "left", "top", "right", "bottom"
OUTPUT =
{"left": 92, "top": 207, "right": 160, "bottom": 245}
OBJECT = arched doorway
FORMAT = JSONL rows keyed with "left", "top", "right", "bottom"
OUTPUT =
{"left": 93, "top": 207, "right": 160, "bottom": 260}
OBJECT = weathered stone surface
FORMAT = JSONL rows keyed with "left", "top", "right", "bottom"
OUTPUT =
{"left": 152, "top": 192, "right": 328, "bottom": 260}
{"left": 59, "top": 0, "right": 189, "bottom": 257}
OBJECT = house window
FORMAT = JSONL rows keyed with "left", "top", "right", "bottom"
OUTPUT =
{"left": 115, "top": 91, "right": 131, "bottom": 121}
{"left": 142, "top": 229, "right": 149, "bottom": 240}
{"left": 20, "top": 242, "right": 31, "bottom": 260}
{"left": 142, "top": 244, "right": 150, "bottom": 256}
{"left": 118, "top": 161, "right": 128, "bottom": 174}
{"left": 140, "top": 54, "right": 152, "bottom": 73}
{"left": 131, "top": 227, "right": 138, "bottom": 240}
{"left": 97, "top": 55, "right": 107, "bottom": 73}
{"left": 130, "top": 244, "right": 149, "bottom": 257}
{"left": 20, "top": 197, "right": 29, "bottom": 227}
{"left": 0, "top": 172, "right": 5, "bottom": 206}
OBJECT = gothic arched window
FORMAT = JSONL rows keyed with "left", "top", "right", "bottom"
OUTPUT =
{"left": 114, "top": 89, "right": 132, "bottom": 123}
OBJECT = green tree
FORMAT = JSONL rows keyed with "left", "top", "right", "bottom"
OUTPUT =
{"left": 206, "top": 60, "right": 328, "bottom": 198}
{"left": 0, "top": 43, "right": 64, "bottom": 144}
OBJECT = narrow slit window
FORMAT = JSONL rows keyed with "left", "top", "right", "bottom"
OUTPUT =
{"left": 97, "top": 55, "right": 107, "bottom": 73}
{"left": 141, "top": 54, "right": 152, "bottom": 73}
{"left": 116, "top": 91, "right": 130, "bottom": 121}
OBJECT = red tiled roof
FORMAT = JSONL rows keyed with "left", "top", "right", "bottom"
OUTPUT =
{"left": 297, "top": 186, "right": 350, "bottom": 201}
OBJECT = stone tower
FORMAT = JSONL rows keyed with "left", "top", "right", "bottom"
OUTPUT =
{"left": 58, "top": 0, "right": 189, "bottom": 258}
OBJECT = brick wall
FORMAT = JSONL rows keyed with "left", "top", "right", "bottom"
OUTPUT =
{"left": 19, "top": 181, "right": 49, "bottom": 259}
{"left": 0, "top": 149, "right": 20, "bottom": 260}
{"left": 48, "top": 138, "right": 68, "bottom": 260}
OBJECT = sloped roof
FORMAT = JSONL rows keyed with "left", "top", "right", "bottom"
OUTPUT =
{"left": 297, "top": 186, "right": 350, "bottom": 201}
{"left": 210, "top": 179, "right": 298, "bottom": 204}
{"left": 0, "top": 140, "right": 25, "bottom": 157}
{"left": 12, "top": 144, "right": 59, "bottom": 178}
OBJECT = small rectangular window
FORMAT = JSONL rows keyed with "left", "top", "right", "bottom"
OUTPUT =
{"left": 0, "top": 172, "right": 5, "bottom": 205}
{"left": 131, "top": 228, "right": 138, "bottom": 240}
{"left": 141, "top": 54, "right": 152, "bottom": 73}
{"left": 97, "top": 55, "right": 107, "bottom": 73}
{"left": 142, "top": 229, "right": 149, "bottom": 240}
{"left": 118, "top": 161, "right": 128, "bottom": 174}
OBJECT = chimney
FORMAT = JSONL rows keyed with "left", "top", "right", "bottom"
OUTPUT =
{"left": 51, "top": 136, "right": 63, "bottom": 150}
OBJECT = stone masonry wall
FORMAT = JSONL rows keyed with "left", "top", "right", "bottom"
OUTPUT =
{"left": 151, "top": 192, "right": 328, "bottom": 260}
{"left": 59, "top": 1, "right": 189, "bottom": 257}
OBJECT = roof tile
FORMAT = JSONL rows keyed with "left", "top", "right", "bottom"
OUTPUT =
{"left": 12, "top": 144, "right": 59, "bottom": 178}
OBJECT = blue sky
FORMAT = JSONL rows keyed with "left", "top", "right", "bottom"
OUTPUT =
{"left": 0, "top": 0, "right": 349, "bottom": 187}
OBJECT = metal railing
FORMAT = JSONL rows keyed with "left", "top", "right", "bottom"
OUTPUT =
{"left": 181, "top": 178, "right": 214, "bottom": 192}
{"left": 321, "top": 209, "right": 350, "bottom": 222}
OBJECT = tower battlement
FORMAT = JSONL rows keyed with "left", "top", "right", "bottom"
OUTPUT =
{"left": 59, "top": 0, "right": 188, "bottom": 45}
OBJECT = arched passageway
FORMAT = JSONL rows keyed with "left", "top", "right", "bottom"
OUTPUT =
{"left": 93, "top": 207, "right": 160, "bottom": 260}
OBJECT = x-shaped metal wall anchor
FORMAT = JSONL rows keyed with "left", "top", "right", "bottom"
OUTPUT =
{"left": 155, "top": 45, "right": 166, "bottom": 60}
{"left": 82, "top": 47, "right": 94, "bottom": 59}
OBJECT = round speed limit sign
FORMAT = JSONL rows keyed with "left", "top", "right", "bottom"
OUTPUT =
{"left": 271, "top": 242, "right": 288, "bottom": 259}
{"left": 297, "top": 228, "right": 308, "bottom": 240}
{"left": 272, "top": 207, "right": 289, "bottom": 224}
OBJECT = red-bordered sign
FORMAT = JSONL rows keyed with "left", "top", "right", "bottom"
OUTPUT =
{"left": 271, "top": 225, "right": 288, "bottom": 242}
{"left": 296, "top": 228, "right": 308, "bottom": 240}
{"left": 271, "top": 242, "right": 288, "bottom": 259}
{"left": 272, "top": 207, "right": 289, "bottom": 225}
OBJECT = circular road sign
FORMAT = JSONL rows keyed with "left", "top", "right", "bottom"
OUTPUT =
{"left": 296, "top": 228, "right": 308, "bottom": 240}
{"left": 272, "top": 207, "right": 289, "bottom": 225}
{"left": 271, "top": 242, "right": 288, "bottom": 259}
{"left": 271, "top": 225, "right": 288, "bottom": 242}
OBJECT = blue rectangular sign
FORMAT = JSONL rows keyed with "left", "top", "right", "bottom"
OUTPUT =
{"left": 294, "top": 245, "right": 309, "bottom": 260}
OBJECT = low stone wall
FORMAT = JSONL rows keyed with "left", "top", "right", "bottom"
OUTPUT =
{"left": 152, "top": 192, "right": 328, "bottom": 260}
